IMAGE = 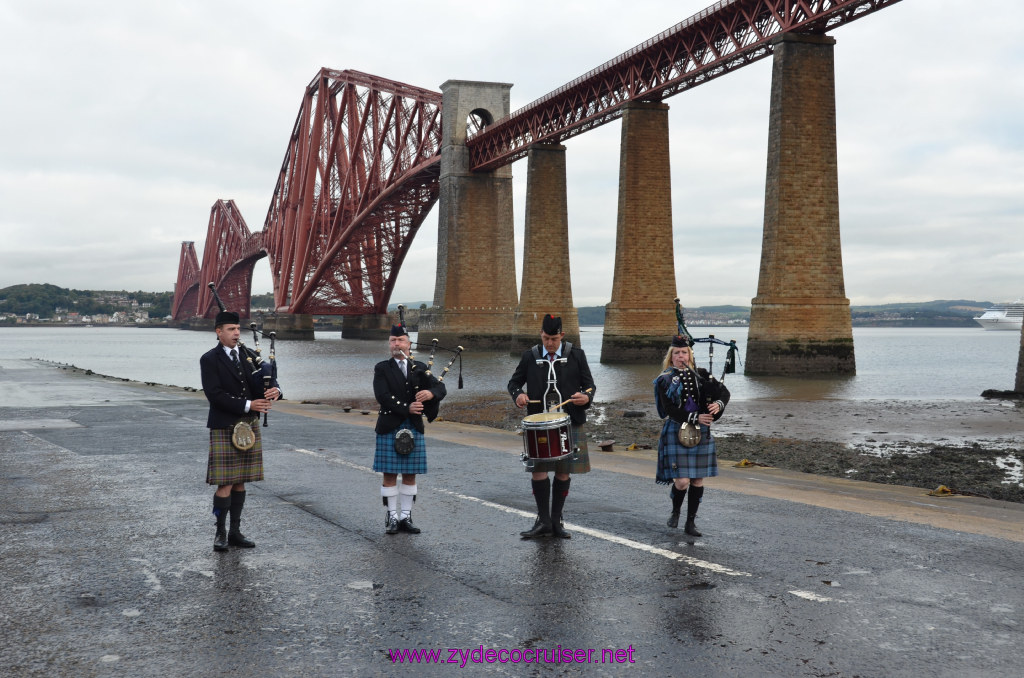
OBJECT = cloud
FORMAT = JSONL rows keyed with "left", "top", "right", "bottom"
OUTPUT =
{"left": 1, "top": 0, "right": 1021, "bottom": 308}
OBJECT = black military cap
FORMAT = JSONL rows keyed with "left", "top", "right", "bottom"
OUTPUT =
{"left": 215, "top": 310, "right": 240, "bottom": 327}
{"left": 541, "top": 314, "right": 562, "bottom": 335}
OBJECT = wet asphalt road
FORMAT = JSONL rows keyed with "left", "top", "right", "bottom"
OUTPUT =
{"left": 1, "top": 359, "right": 1022, "bottom": 678}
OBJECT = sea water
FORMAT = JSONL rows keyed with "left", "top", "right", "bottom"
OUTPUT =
{"left": 0, "top": 326, "right": 1018, "bottom": 404}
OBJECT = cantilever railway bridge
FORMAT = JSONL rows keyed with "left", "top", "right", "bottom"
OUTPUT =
{"left": 173, "top": 0, "right": 903, "bottom": 326}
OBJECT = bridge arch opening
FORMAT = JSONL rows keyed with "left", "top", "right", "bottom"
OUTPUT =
{"left": 467, "top": 108, "right": 493, "bottom": 136}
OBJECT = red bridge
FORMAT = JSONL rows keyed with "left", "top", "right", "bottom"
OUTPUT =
{"left": 175, "top": 0, "right": 906, "bottom": 374}
{"left": 174, "top": 69, "right": 442, "bottom": 321}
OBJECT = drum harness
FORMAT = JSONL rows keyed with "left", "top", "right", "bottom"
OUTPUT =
{"left": 520, "top": 344, "right": 582, "bottom": 469}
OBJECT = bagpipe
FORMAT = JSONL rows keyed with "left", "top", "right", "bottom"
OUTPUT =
{"left": 393, "top": 304, "right": 464, "bottom": 424}
{"left": 394, "top": 304, "right": 465, "bottom": 389}
{"left": 674, "top": 297, "right": 740, "bottom": 382}
{"left": 208, "top": 282, "right": 278, "bottom": 427}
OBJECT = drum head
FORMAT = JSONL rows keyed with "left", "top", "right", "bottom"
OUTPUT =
{"left": 523, "top": 412, "right": 569, "bottom": 426}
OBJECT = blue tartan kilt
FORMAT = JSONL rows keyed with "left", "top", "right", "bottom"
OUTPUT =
{"left": 206, "top": 421, "right": 264, "bottom": 485}
{"left": 656, "top": 420, "right": 717, "bottom": 484}
{"left": 374, "top": 420, "right": 427, "bottom": 475}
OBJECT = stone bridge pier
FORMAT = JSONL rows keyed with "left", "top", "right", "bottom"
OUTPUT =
{"left": 601, "top": 101, "right": 678, "bottom": 363}
{"left": 420, "top": 80, "right": 518, "bottom": 350}
{"left": 746, "top": 33, "right": 855, "bottom": 375}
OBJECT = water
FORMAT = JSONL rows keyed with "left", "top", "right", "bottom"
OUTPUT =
{"left": 0, "top": 326, "right": 1019, "bottom": 404}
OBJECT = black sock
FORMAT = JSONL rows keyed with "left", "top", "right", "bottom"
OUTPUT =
{"left": 531, "top": 478, "right": 551, "bottom": 523}
{"left": 687, "top": 485, "right": 704, "bottom": 520}
{"left": 551, "top": 477, "right": 571, "bottom": 522}
{"left": 671, "top": 486, "right": 687, "bottom": 513}
{"left": 213, "top": 495, "right": 231, "bottom": 528}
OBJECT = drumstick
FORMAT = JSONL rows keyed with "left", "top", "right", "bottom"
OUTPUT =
{"left": 555, "top": 388, "right": 593, "bottom": 410}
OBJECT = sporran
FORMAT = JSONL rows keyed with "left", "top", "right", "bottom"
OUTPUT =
{"left": 394, "top": 428, "right": 415, "bottom": 455}
{"left": 677, "top": 421, "right": 701, "bottom": 448}
{"left": 231, "top": 419, "right": 256, "bottom": 452}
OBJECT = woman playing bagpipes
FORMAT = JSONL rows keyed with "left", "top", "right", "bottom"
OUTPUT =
{"left": 653, "top": 325, "right": 730, "bottom": 537}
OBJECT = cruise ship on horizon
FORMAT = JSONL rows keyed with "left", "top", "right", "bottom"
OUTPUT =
{"left": 973, "top": 300, "right": 1024, "bottom": 330}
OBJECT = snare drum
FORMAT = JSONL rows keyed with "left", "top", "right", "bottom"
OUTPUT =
{"left": 521, "top": 412, "right": 574, "bottom": 462}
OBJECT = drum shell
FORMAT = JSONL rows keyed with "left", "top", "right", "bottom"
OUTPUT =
{"left": 521, "top": 412, "right": 574, "bottom": 461}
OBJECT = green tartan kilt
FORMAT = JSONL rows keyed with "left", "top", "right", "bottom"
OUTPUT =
{"left": 524, "top": 423, "right": 591, "bottom": 474}
{"left": 206, "top": 420, "right": 264, "bottom": 485}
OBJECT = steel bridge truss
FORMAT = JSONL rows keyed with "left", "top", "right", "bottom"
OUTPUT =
{"left": 468, "top": 0, "right": 904, "bottom": 171}
{"left": 173, "top": 2, "right": 907, "bottom": 321}
{"left": 263, "top": 69, "right": 443, "bottom": 315}
{"left": 171, "top": 241, "right": 200, "bottom": 320}
{"left": 172, "top": 69, "right": 443, "bottom": 321}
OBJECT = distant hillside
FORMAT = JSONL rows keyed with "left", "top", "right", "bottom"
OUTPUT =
{"left": 574, "top": 300, "right": 992, "bottom": 328}
{"left": 849, "top": 299, "right": 990, "bottom": 327}
{"left": 2, "top": 284, "right": 998, "bottom": 329}
{"left": 0, "top": 284, "right": 173, "bottom": 318}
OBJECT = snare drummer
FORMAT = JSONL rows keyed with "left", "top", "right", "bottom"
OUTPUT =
{"left": 508, "top": 314, "right": 596, "bottom": 539}
{"left": 372, "top": 322, "right": 446, "bottom": 535}
{"left": 654, "top": 335, "right": 729, "bottom": 537}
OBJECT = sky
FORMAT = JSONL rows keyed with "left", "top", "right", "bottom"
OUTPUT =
{"left": 1, "top": 0, "right": 1022, "bottom": 308}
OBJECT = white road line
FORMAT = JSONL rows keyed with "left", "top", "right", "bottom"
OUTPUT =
{"left": 291, "top": 447, "right": 752, "bottom": 577}
{"left": 789, "top": 590, "right": 842, "bottom": 603}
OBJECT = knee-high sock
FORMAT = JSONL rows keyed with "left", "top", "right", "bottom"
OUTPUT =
{"left": 381, "top": 485, "right": 399, "bottom": 518}
{"left": 531, "top": 478, "right": 551, "bottom": 523}
{"left": 398, "top": 484, "right": 417, "bottom": 519}
{"left": 229, "top": 490, "right": 247, "bottom": 531}
{"left": 213, "top": 495, "right": 231, "bottom": 530}
{"left": 670, "top": 485, "right": 687, "bottom": 513}
{"left": 551, "top": 477, "right": 571, "bottom": 523}
{"left": 687, "top": 485, "right": 704, "bottom": 520}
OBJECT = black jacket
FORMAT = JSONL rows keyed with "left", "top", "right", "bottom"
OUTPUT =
{"left": 200, "top": 343, "right": 280, "bottom": 429}
{"left": 654, "top": 366, "right": 729, "bottom": 424}
{"left": 373, "top": 358, "right": 447, "bottom": 434}
{"left": 507, "top": 341, "right": 596, "bottom": 426}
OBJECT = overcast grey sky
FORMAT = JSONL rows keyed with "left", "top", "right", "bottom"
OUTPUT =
{"left": 1, "top": 0, "right": 1021, "bottom": 308}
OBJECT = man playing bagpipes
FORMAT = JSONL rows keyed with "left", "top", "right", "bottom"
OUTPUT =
{"left": 200, "top": 309, "right": 281, "bottom": 552}
{"left": 372, "top": 319, "right": 448, "bottom": 535}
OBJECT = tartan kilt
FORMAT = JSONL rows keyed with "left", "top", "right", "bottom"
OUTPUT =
{"left": 525, "top": 423, "right": 591, "bottom": 474}
{"left": 656, "top": 420, "right": 717, "bottom": 484}
{"left": 206, "top": 420, "right": 264, "bottom": 485}
{"left": 374, "top": 420, "right": 427, "bottom": 475}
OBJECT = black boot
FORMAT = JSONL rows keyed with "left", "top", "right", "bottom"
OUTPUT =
{"left": 213, "top": 495, "right": 231, "bottom": 551}
{"left": 668, "top": 485, "right": 686, "bottom": 528}
{"left": 685, "top": 485, "right": 704, "bottom": 537}
{"left": 228, "top": 490, "right": 256, "bottom": 548}
{"left": 521, "top": 478, "right": 552, "bottom": 538}
{"left": 550, "top": 477, "right": 571, "bottom": 539}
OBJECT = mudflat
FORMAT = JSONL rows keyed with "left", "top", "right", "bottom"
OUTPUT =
{"left": 433, "top": 394, "right": 1024, "bottom": 503}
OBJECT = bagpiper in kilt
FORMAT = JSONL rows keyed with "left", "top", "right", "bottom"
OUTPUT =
{"left": 200, "top": 309, "right": 281, "bottom": 552}
{"left": 654, "top": 334, "right": 729, "bottom": 537}
{"left": 373, "top": 322, "right": 446, "bottom": 536}
{"left": 508, "top": 314, "right": 596, "bottom": 540}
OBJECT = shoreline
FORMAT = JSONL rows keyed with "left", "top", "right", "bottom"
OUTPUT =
{"left": 43, "top": 359, "right": 1024, "bottom": 504}
{"left": 305, "top": 388, "right": 1024, "bottom": 504}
